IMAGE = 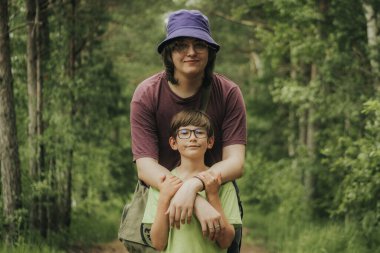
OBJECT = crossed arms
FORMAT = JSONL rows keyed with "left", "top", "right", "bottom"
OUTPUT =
{"left": 136, "top": 144, "right": 245, "bottom": 243}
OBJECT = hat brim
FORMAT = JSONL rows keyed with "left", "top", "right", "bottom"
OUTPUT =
{"left": 157, "top": 28, "right": 220, "bottom": 54}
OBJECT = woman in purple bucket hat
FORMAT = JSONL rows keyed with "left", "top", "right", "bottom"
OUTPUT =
{"left": 130, "top": 9, "right": 246, "bottom": 253}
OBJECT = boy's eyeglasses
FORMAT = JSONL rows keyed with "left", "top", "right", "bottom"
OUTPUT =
{"left": 173, "top": 41, "right": 209, "bottom": 54}
{"left": 177, "top": 128, "right": 208, "bottom": 139}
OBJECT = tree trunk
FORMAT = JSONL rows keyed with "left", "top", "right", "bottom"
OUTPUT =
{"left": 298, "top": 111, "right": 307, "bottom": 146}
{"left": 26, "top": 0, "right": 40, "bottom": 231}
{"left": 304, "top": 64, "right": 317, "bottom": 203}
{"left": 0, "top": 0, "right": 22, "bottom": 243}
{"left": 48, "top": 156, "right": 60, "bottom": 231}
{"left": 362, "top": 2, "right": 380, "bottom": 93}
{"left": 62, "top": 0, "right": 77, "bottom": 228}
{"left": 288, "top": 47, "right": 298, "bottom": 157}
{"left": 26, "top": 0, "right": 49, "bottom": 237}
{"left": 37, "top": 0, "right": 49, "bottom": 238}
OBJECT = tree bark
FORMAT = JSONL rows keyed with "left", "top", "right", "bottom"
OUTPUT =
{"left": 62, "top": 0, "right": 77, "bottom": 228}
{"left": 288, "top": 46, "right": 298, "bottom": 157}
{"left": 37, "top": 0, "right": 49, "bottom": 238}
{"left": 304, "top": 64, "right": 317, "bottom": 202}
{"left": 0, "top": 0, "right": 22, "bottom": 243}
{"left": 26, "top": 0, "right": 48, "bottom": 237}
{"left": 362, "top": 2, "right": 380, "bottom": 93}
{"left": 26, "top": 0, "right": 40, "bottom": 231}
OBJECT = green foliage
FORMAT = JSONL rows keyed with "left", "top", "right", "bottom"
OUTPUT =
{"left": 246, "top": 207, "right": 376, "bottom": 253}
{"left": 322, "top": 99, "right": 380, "bottom": 247}
{"left": 69, "top": 199, "right": 125, "bottom": 245}
{"left": 0, "top": 244, "right": 65, "bottom": 253}
{"left": 233, "top": 0, "right": 379, "bottom": 250}
{"left": 2, "top": 0, "right": 379, "bottom": 251}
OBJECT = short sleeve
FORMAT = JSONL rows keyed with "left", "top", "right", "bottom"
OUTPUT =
{"left": 130, "top": 98, "right": 160, "bottom": 161}
{"left": 222, "top": 86, "right": 247, "bottom": 147}
{"left": 130, "top": 73, "right": 167, "bottom": 162}
{"left": 142, "top": 187, "right": 159, "bottom": 224}
{"left": 220, "top": 182, "right": 242, "bottom": 226}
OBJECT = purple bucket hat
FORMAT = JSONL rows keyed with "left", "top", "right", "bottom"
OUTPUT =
{"left": 157, "top": 10, "right": 220, "bottom": 54}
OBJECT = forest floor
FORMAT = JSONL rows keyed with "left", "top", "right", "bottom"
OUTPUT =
{"left": 69, "top": 239, "right": 269, "bottom": 253}
{"left": 68, "top": 228, "right": 269, "bottom": 253}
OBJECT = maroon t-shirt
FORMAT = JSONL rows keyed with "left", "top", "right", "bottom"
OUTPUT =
{"left": 130, "top": 72, "right": 247, "bottom": 170}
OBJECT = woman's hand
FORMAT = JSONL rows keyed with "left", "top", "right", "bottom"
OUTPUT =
{"left": 198, "top": 170, "right": 222, "bottom": 198}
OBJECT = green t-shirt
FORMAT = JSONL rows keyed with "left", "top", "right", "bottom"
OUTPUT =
{"left": 142, "top": 171, "right": 242, "bottom": 253}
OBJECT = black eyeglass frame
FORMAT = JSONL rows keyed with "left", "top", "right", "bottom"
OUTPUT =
{"left": 176, "top": 128, "right": 208, "bottom": 139}
{"left": 172, "top": 40, "right": 211, "bottom": 54}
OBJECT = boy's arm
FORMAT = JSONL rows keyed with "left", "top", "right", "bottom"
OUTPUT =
{"left": 150, "top": 175, "right": 182, "bottom": 251}
{"left": 207, "top": 194, "right": 235, "bottom": 249}
{"left": 150, "top": 194, "right": 171, "bottom": 251}
{"left": 198, "top": 171, "right": 235, "bottom": 249}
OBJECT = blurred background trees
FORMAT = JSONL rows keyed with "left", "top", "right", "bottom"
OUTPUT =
{"left": 0, "top": 0, "right": 379, "bottom": 252}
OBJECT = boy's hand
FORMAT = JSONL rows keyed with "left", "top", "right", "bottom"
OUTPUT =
{"left": 166, "top": 178, "right": 201, "bottom": 228}
{"left": 159, "top": 175, "right": 183, "bottom": 201}
{"left": 194, "top": 195, "right": 225, "bottom": 241}
{"left": 197, "top": 171, "right": 222, "bottom": 197}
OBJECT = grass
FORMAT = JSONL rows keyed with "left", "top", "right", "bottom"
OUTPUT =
{"left": 0, "top": 198, "right": 124, "bottom": 253}
{"left": 0, "top": 244, "right": 65, "bottom": 253}
{"left": 68, "top": 198, "right": 124, "bottom": 246}
{"left": 244, "top": 205, "right": 377, "bottom": 253}
{"left": 0, "top": 236, "right": 66, "bottom": 253}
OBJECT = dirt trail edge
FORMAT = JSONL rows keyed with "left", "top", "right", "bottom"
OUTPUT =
{"left": 69, "top": 239, "right": 269, "bottom": 253}
{"left": 68, "top": 228, "right": 269, "bottom": 253}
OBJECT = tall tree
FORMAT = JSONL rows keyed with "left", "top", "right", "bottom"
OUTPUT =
{"left": 362, "top": 1, "right": 380, "bottom": 93}
{"left": 26, "top": 0, "right": 39, "bottom": 232}
{"left": 26, "top": 0, "right": 49, "bottom": 237}
{"left": 0, "top": 0, "right": 22, "bottom": 243}
{"left": 62, "top": 0, "right": 77, "bottom": 228}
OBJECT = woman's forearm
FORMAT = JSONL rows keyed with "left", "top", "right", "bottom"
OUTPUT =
{"left": 209, "top": 144, "right": 245, "bottom": 183}
{"left": 136, "top": 157, "right": 171, "bottom": 189}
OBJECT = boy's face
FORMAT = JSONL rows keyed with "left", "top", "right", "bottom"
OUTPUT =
{"left": 169, "top": 125, "right": 214, "bottom": 158}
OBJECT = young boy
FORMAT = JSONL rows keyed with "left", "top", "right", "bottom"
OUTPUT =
{"left": 142, "top": 110, "right": 242, "bottom": 253}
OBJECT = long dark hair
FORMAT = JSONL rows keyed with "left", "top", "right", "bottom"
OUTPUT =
{"left": 161, "top": 39, "right": 217, "bottom": 87}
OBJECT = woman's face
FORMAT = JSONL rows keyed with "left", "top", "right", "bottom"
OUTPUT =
{"left": 171, "top": 38, "right": 209, "bottom": 80}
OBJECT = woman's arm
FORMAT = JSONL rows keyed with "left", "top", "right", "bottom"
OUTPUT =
{"left": 209, "top": 144, "right": 245, "bottom": 182}
{"left": 136, "top": 157, "right": 171, "bottom": 190}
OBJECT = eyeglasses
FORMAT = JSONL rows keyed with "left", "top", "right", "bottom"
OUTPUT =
{"left": 173, "top": 41, "right": 209, "bottom": 54}
{"left": 177, "top": 128, "right": 208, "bottom": 139}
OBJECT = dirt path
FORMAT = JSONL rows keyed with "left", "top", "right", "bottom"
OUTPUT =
{"left": 69, "top": 239, "right": 269, "bottom": 253}
{"left": 67, "top": 240, "right": 126, "bottom": 253}
{"left": 69, "top": 228, "right": 269, "bottom": 253}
